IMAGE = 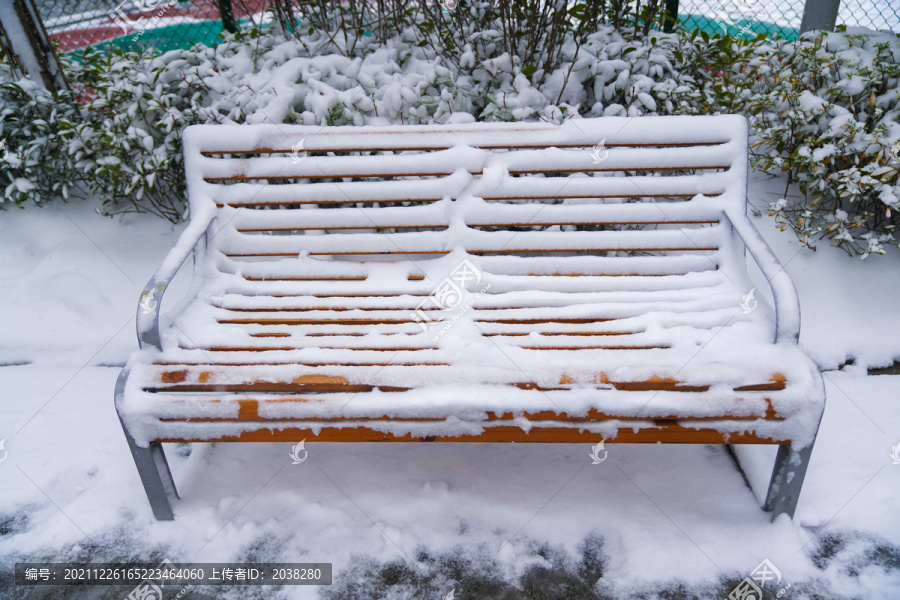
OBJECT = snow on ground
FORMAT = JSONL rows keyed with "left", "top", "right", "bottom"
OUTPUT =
{"left": 1, "top": 171, "right": 899, "bottom": 599}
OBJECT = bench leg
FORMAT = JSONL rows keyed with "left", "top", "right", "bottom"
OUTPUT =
{"left": 115, "top": 370, "right": 178, "bottom": 520}
{"left": 763, "top": 440, "right": 815, "bottom": 521}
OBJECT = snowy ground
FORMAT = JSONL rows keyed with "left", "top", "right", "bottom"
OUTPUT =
{"left": 1, "top": 171, "right": 899, "bottom": 599}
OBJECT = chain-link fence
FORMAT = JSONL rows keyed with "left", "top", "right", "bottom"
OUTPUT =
{"left": 37, "top": 0, "right": 266, "bottom": 54}
{"left": 839, "top": 0, "right": 900, "bottom": 33}
{"left": 32, "top": 0, "right": 900, "bottom": 55}
{"left": 677, "top": 0, "right": 899, "bottom": 40}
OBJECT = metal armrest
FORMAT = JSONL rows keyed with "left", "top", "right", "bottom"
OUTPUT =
{"left": 724, "top": 210, "right": 801, "bottom": 344}
{"left": 136, "top": 214, "right": 214, "bottom": 350}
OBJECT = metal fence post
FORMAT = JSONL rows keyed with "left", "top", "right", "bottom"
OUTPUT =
{"left": 800, "top": 0, "right": 841, "bottom": 33}
{"left": 0, "top": 0, "right": 67, "bottom": 92}
{"left": 663, "top": 0, "right": 679, "bottom": 32}
{"left": 217, "top": 0, "right": 238, "bottom": 34}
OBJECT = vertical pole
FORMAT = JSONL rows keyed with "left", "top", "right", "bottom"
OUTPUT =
{"left": 115, "top": 370, "right": 177, "bottom": 521}
{"left": 663, "top": 0, "right": 679, "bottom": 33}
{"left": 764, "top": 442, "right": 816, "bottom": 520}
{"left": 0, "top": 0, "right": 68, "bottom": 92}
{"left": 800, "top": 0, "right": 841, "bottom": 33}
{"left": 217, "top": 0, "right": 238, "bottom": 34}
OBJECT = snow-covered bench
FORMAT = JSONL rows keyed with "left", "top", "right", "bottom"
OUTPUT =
{"left": 116, "top": 116, "right": 824, "bottom": 521}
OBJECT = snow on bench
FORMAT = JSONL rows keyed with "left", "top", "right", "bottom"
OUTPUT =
{"left": 115, "top": 116, "right": 825, "bottom": 521}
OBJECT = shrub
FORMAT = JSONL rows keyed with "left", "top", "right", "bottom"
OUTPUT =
{"left": 0, "top": 75, "right": 80, "bottom": 207}
{"left": 3, "top": 20, "right": 747, "bottom": 221}
{"left": 747, "top": 27, "right": 900, "bottom": 257}
{"left": 3, "top": 17, "right": 897, "bottom": 261}
{"left": 67, "top": 46, "right": 193, "bottom": 221}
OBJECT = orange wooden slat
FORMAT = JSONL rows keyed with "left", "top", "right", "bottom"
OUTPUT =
{"left": 204, "top": 346, "right": 437, "bottom": 352}
{"left": 224, "top": 247, "right": 717, "bottom": 258}
{"left": 204, "top": 164, "right": 731, "bottom": 182}
{"left": 201, "top": 140, "right": 728, "bottom": 156}
{"left": 154, "top": 423, "right": 789, "bottom": 444}
{"left": 160, "top": 405, "right": 782, "bottom": 423}
{"left": 213, "top": 193, "right": 722, "bottom": 207}
{"left": 518, "top": 345, "right": 668, "bottom": 350}
{"left": 235, "top": 220, "right": 717, "bottom": 233}
{"left": 484, "top": 331, "right": 641, "bottom": 337}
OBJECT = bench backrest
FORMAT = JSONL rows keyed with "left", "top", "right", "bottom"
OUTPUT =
{"left": 182, "top": 116, "right": 749, "bottom": 289}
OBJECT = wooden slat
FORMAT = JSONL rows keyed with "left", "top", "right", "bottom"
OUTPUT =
{"left": 150, "top": 372, "right": 785, "bottom": 394}
{"left": 610, "top": 377, "right": 709, "bottom": 392}
{"left": 219, "top": 254, "right": 720, "bottom": 280}
{"left": 203, "top": 141, "right": 728, "bottom": 155}
{"left": 206, "top": 166, "right": 731, "bottom": 182}
{"left": 212, "top": 305, "right": 444, "bottom": 313}
{"left": 227, "top": 200, "right": 725, "bottom": 232}
{"left": 237, "top": 221, "right": 717, "bottom": 233}
{"left": 149, "top": 383, "right": 405, "bottom": 393}
{"left": 204, "top": 347, "right": 436, "bottom": 352}
{"left": 219, "top": 226, "right": 722, "bottom": 257}
{"left": 152, "top": 364, "right": 446, "bottom": 378}
{"left": 202, "top": 150, "right": 732, "bottom": 181}
{"left": 242, "top": 276, "right": 368, "bottom": 281}
{"left": 148, "top": 368, "right": 787, "bottom": 402}
{"left": 161, "top": 405, "right": 781, "bottom": 423}
{"left": 218, "top": 317, "right": 425, "bottom": 325}
{"left": 199, "top": 343, "right": 659, "bottom": 352}
{"left": 517, "top": 345, "right": 667, "bottom": 350}
{"left": 484, "top": 331, "right": 641, "bottom": 337}
{"left": 189, "top": 117, "right": 741, "bottom": 155}
{"left": 203, "top": 142, "right": 727, "bottom": 155}
{"left": 154, "top": 423, "right": 788, "bottom": 444}
{"left": 212, "top": 174, "right": 729, "bottom": 206}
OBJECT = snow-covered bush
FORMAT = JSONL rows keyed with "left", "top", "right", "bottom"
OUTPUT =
{"left": 746, "top": 28, "right": 900, "bottom": 257}
{"left": 1, "top": 22, "right": 750, "bottom": 220}
{"left": 273, "top": 0, "right": 664, "bottom": 81}
{"left": 67, "top": 46, "right": 193, "bottom": 221}
{"left": 7, "top": 17, "right": 898, "bottom": 260}
{"left": 0, "top": 76, "right": 80, "bottom": 206}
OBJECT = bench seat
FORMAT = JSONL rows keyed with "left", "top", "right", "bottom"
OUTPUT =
{"left": 116, "top": 116, "right": 825, "bottom": 521}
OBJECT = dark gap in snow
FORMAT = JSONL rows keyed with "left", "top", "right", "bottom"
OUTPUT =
{"left": 867, "top": 361, "right": 900, "bottom": 376}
